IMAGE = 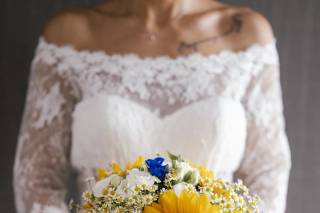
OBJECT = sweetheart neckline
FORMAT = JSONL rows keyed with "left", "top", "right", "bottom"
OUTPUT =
{"left": 75, "top": 95, "right": 245, "bottom": 121}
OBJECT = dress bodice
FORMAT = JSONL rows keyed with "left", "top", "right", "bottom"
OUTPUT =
{"left": 72, "top": 95, "right": 246, "bottom": 181}
{"left": 14, "top": 37, "right": 291, "bottom": 213}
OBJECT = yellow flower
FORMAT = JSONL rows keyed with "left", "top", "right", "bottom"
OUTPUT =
{"left": 96, "top": 168, "right": 108, "bottom": 181}
{"left": 125, "top": 156, "right": 145, "bottom": 171}
{"left": 144, "top": 190, "right": 220, "bottom": 213}
{"left": 197, "top": 165, "right": 215, "bottom": 179}
{"left": 187, "top": 160, "right": 215, "bottom": 180}
{"left": 112, "top": 163, "right": 125, "bottom": 177}
{"left": 82, "top": 202, "right": 93, "bottom": 210}
{"left": 111, "top": 156, "right": 145, "bottom": 177}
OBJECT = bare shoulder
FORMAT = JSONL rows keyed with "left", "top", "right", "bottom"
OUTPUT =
{"left": 193, "top": 3, "right": 275, "bottom": 52}
{"left": 228, "top": 6, "right": 275, "bottom": 45}
{"left": 41, "top": 7, "right": 93, "bottom": 47}
{"left": 202, "top": 3, "right": 274, "bottom": 48}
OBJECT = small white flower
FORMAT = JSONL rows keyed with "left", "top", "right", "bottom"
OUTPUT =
{"left": 93, "top": 174, "right": 123, "bottom": 197}
{"left": 175, "top": 162, "right": 200, "bottom": 185}
{"left": 126, "top": 169, "right": 159, "bottom": 189}
{"left": 115, "top": 169, "right": 159, "bottom": 199}
{"left": 115, "top": 179, "right": 129, "bottom": 199}
{"left": 93, "top": 178, "right": 110, "bottom": 197}
{"left": 109, "top": 174, "right": 123, "bottom": 187}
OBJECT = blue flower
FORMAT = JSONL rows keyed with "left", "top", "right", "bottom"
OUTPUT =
{"left": 145, "top": 157, "right": 168, "bottom": 181}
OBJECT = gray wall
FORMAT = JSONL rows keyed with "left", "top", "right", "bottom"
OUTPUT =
{"left": 1, "top": 0, "right": 319, "bottom": 212}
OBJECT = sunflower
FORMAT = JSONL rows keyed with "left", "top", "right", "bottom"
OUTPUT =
{"left": 144, "top": 190, "right": 220, "bottom": 213}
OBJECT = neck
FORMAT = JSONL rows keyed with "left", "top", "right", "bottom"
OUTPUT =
{"left": 127, "top": 0, "right": 209, "bottom": 30}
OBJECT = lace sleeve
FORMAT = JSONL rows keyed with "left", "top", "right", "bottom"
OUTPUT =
{"left": 13, "top": 48, "right": 77, "bottom": 213}
{"left": 237, "top": 55, "right": 292, "bottom": 213}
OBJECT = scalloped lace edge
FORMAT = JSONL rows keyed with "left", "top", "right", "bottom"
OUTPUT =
{"left": 36, "top": 36, "right": 278, "bottom": 62}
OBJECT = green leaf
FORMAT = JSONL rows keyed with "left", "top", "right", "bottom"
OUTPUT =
{"left": 167, "top": 152, "right": 183, "bottom": 162}
{"left": 183, "top": 171, "right": 193, "bottom": 183}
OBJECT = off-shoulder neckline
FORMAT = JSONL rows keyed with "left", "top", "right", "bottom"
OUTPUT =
{"left": 37, "top": 36, "right": 277, "bottom": 61}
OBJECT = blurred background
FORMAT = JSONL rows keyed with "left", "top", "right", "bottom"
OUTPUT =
{"left": 1, "top": 0, "right": 319, "bottom": 212}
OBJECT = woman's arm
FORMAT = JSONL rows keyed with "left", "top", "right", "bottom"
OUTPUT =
{"left": 13, "top": 45, "right": 77, "bottom": 213}
{"left": 237, "top": 50, "right": 291, "bottom": 213}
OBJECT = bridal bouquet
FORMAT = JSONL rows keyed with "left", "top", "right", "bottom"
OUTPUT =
{"left": 70, "top": 153, "right": 259, "bottom": 213}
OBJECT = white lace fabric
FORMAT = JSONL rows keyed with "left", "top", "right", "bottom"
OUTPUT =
{"left": 14, "top": 37, "right": 291, "bottom": 213}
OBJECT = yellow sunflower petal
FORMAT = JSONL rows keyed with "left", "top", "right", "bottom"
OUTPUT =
{"left": 150, "top": 203, "right": 163, "bottom": 211}
{"left": 160, "top": 190, "right": 178, "bottom": 213}
{"left": 144, "top": 205, "right": 162, "bottom": 213}
{"left": 176, "top": 190, "right": 195, "bottom": 213}
{"left": 198, "top": 193, "right": 220, "bottom": 212}
{"left": 144, "top": 189, "right": 219, "bottom": 213}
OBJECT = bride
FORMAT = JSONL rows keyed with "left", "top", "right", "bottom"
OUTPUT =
{"left": 13, "top": 0, "right": 291, "bottom": 212}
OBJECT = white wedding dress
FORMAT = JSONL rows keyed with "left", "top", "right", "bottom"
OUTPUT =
{"left": 14, "top": 37, "right": 291, "bottom": 213}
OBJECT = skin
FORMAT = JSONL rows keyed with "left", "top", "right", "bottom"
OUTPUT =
{"left": 42, "top": 0, "right": 274, "bottom": 58}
